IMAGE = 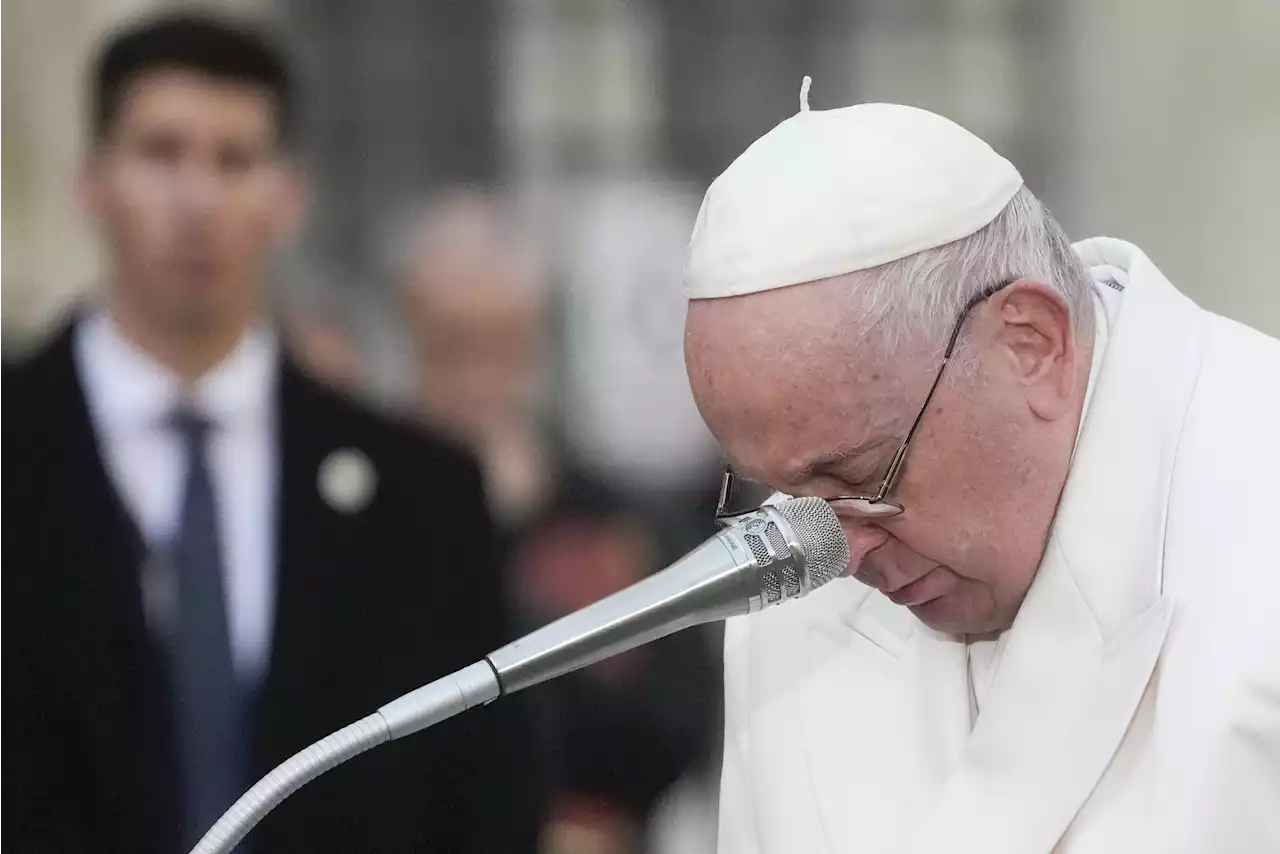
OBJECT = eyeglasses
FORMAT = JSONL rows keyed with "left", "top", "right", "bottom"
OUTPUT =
{"left": 714, "top": 279, "right": 1015, "bottom": 527}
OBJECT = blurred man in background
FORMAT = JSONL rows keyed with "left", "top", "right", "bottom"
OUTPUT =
{"left": 398, "top": 190, "right": 717, "bottom": 853}
{"left": 4, "top": 13, "right": 538, "bottom": 852}
{"left": 399, "top": 190, "right": 554, "bottom": 529}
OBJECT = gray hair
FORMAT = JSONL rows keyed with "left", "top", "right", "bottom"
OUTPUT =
{"left": 850, "top": 186, "right": 1094, "bottom": 366}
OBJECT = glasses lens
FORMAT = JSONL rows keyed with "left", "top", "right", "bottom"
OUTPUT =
{"left": 826, "top": 497, "right": 905, "bottom": 519}
{"left": 716, "top": 470, "right": 783, "bottom": 519}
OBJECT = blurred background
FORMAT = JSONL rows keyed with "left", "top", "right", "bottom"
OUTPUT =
{"left": 4, "top": 1, "right": 1278, "bottom": 852}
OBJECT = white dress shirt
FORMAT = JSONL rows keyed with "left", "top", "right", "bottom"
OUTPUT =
{"left": 75, "top": 310, "right": 279, "bottom": 683}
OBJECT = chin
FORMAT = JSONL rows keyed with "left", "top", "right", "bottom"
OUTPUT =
{"left": 168, "top": 293, "right": 244, "bottom": 332}
{"left": 908, "top": 594, "right": 1013, "bottom": 636}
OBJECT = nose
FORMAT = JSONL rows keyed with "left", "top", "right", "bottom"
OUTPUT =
{"left": 841, "top": 521, "right": 890, "bottom": 576}
{"left": 176, "top": 162, "right": 222, "bottom": 216}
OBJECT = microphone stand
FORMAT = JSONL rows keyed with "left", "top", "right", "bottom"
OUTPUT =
{"left": 189, "top": 661, "right": 499, "bottom": 853}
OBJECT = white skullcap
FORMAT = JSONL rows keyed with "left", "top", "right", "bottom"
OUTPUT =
{"left": 684, "top": 85, "right": 1023, "bottom": 299}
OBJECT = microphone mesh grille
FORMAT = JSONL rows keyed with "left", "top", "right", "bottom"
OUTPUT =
{"left": 745, "top": 534, "right": 773, "bottom": 566}
{"left": 774, "top": 497, "right": 850, "bottom": 588}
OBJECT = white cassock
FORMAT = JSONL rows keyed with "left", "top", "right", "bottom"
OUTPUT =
{"left": 716, "top": 237, "right": 1280, "bottom": 854}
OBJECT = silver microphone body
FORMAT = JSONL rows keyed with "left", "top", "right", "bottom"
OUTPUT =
{"left": 487, "top": 495, "right": 849, "bottom": 694}
{"left": 379, "top": 495, "right": 849, "bottom": 739}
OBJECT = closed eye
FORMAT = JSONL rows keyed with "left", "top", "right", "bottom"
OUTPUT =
{"left": 829, "top": 460, "right": 888, "bottom": 494}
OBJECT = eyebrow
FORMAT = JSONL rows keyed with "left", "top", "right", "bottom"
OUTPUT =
{"left": 790, "top": 438, "right": 891, "bottom": 484}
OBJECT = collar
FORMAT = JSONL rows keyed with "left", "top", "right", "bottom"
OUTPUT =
{"left": 76, "top": 308, "right": 278, "bottom": 433}
{"left": 1072, "top": 265, "right": 1125, "bottom": 451}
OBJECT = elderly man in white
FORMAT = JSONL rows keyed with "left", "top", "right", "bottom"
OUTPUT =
{"left": 682, "top": 84, "right": 1280, "bottom": 854}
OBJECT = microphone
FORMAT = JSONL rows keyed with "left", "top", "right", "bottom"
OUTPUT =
{"left": 486, "top": 493, "right": 848, "bottom": 695}
{"left": 190, "top": 496, "right": 848, "bottom": 853}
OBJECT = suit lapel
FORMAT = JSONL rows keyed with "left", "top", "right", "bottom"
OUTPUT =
{"left": 39, "top": 322, "right": 160, "bottom": 680}
{"left": 902, "top": 239, "right": 1207, "bottom": 854}
{"left": 254, "top": 358, "right": 367, "bottom": 773}
{"left": 263, "top": 358, "right": 361, "bottom": 666}
{"left": 34, "top": 322, "right": 183, "bottom": 845}
{"left": 903, "top": 555, "right": 1174, "bottom": 854}
{"left": 261, "top": 356, "right": 304, "bottom": 684}
{"left": 254, "top": 358, "right": 321, "bottom": 756}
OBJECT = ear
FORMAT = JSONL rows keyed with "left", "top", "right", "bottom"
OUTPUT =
{"left": 989, "top": 281, "right": 1082, "bottom": 421}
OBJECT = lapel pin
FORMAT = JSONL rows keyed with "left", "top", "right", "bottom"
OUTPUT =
{"left": 318, "top": 447, "right": 377, "bottom": 514}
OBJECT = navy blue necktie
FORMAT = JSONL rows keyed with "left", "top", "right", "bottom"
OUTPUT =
{"left": 169, "top": 410, "right": 249, "bottom": 847}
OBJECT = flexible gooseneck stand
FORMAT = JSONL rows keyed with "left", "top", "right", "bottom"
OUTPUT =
{"left": 189, "top": 661, "right": 498, "bottom": 854}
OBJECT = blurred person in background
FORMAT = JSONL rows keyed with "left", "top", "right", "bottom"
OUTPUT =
{"left": 398, "top": 189, "right": 554, "bottom": 529}
{"left": 3, "top": 12, "right": 538, "bottom": 852}
{"left": 281, "top": 310, "right": 365, "bottom": 395}
{"left": 397, "top": 190, "right": 716, "bottom": 853}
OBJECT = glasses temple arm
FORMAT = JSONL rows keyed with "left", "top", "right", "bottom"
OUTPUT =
{"left": 874, "top": 281, "right": 1009, "bottom": 502}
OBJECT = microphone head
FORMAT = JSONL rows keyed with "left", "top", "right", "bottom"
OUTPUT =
{"left": 726, "top": 496, "right": 850, "bottom": 610}
{"left": 773, "top": 497, "right": 850, "bottom": 588}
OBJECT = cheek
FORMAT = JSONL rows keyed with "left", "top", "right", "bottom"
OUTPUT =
{"left": 869, "top": 517, "right": 1004, "bottom": 594}
{"left": 225, "top": 190, "right": 283, "bottom": 251}
{"left": 889, "top": 458, "right": 1010, "bottom": 572}
{"left": 104, "top": 170, "right": 175, "bottom": 247}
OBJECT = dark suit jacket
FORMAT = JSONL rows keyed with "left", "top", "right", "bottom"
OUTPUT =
{"left": 3, "top": 322, "right": 541, "bottom": 853}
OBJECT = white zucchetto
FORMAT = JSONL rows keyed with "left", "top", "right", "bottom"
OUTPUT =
{"left": 684, "top": 82, "right": 1023, "bottom": 300}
